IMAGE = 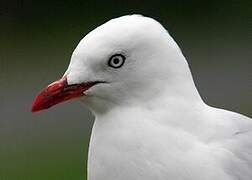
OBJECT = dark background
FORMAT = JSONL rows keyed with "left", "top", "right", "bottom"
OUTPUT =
{"left": 1, "top": 0, "right": 251, "bottom": 179}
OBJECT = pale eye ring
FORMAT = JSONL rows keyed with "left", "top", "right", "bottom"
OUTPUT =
{"left": 108, "top": 54, "right": 125, "bottom": 68}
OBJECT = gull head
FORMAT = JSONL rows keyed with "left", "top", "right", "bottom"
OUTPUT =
{"left": 32, "top": 15, "right": 197, "bottom": 114}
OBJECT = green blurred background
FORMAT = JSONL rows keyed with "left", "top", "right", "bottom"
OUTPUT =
{"left": 0, "top": 0, "right": 251, "bottom": 179}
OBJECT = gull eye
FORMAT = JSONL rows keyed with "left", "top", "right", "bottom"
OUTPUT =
{"left": 108, "top": 54, "right": 125, "bottom": 68}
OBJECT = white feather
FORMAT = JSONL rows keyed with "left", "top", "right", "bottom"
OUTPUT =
{"left": 65, "top": 15, "right": 252, "bottom": 180}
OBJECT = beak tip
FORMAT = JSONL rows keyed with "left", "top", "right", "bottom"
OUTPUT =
{"left": 31, "top": 92, "right": 45, "bottom": 113}
{"left": 31, "top": 105, "right": 39, "bottom": 113}
{"left": 31, "top": 98, "right": 40, "bottom": 113}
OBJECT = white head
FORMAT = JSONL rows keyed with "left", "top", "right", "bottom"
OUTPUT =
{"left": 32, "top": 15, "right": 201, "bottom": 114}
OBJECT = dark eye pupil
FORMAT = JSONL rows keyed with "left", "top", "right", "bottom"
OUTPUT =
{"left": 113, "top": 58, "right": 120, "bottom": 64}
{"left": 108, "top": 54, "right": 125, "bottom": 68}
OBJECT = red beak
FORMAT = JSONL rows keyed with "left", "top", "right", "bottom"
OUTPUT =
{"left": 31, "top": 76, "right": 96, "bottom": 112}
